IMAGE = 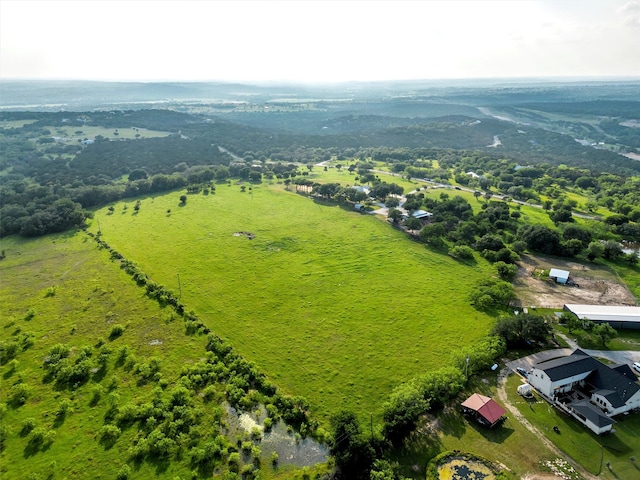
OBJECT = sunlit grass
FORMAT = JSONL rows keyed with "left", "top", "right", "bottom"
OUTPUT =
{"left": 0, "top": 233, "right": 208, "bottom": 479}
{"left": 89, "top": 184, "right": 496, "bottom": 423}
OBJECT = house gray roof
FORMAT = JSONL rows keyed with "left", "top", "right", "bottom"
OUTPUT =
{"left": 589, "top": 363, "right": 640, "bottom": 408}
{"left": 534, "top": 349, "right": 595, "bottom": 381}
{"left": 535, "top": 349, "right": 640, "bottom": 407}
{"left": 569, "top": 400, "right": 615, "bottom": 428}
{"left": 611, "top": 364, "right": 637, "bottom": 380}
{"left": 411, "top": 209, "right": 432, "bottom": 219}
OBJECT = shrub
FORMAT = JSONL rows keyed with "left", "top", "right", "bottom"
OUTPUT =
{"left": 115, "top": 464, "right": 130, "bottom": 480}
{"left": 449, "top": 245, "right": 475, "bottom": 260}
{"left": 20, "top": 418, "right": 37, "bottom": 436}
{"left": 496, "top": 261, "right": 518, "bottom": 281}
{"left": 251, "top": 446, "right": 261, "bottom": 466}
{"left": 228, "top": 452, "right": 240, "bottom": 472}
{"left": 109, "top": 324, "right": 125, "bottom": 341}
{"left": 56, "top": 398, "right": 73, "bottom": 418}
{"left": 9, "top": 383, "right": 31, "bottom": 406}
{"left": 99, "top": 424, "right": 121, "bottom": 446}
{"left": 262, "top": 417, "right": 273, "bottom": 432}
{"left": 250, "top": 426, "right": 262, "bottom": 441}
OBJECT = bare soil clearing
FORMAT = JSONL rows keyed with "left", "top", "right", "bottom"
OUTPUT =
{"left": 513, "top": 255, "right": 637, "bottom": 309}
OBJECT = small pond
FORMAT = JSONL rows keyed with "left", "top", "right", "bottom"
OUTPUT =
{"left": 224, "top": 404, "right": 328, "bottom": 468}
{"left": 437, "top": 456, "right": 496, "bottom": 480}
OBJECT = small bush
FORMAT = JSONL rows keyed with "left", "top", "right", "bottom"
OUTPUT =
{"left": 100, "top": 424, "right": 121, "bottom": 447}
{"left": 9, "top": 383, "right": 31, "bottom": 406}
{"left": 263, "top": 417, "right": 273, "bottom": 432}
{"left": 109, "top": 324, "right": 125, "bottom": 341}
{"left": 251, "top": 446, "right": 261, "bottom": 466}
{"left": 250, "top": 426, "right": 262, "bottom": 441}
{"left": 116, "top": 464, "right": 131, "bottom": 480}
{"left": 228, "top": 452, "right": 240, "bottom": 472}
{"left": 20, "top": 418, "right": 37, "bottom": 436}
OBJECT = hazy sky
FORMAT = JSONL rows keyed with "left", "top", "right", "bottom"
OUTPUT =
{"left": 1, "top": 0, "right": 639, "bottom": 82}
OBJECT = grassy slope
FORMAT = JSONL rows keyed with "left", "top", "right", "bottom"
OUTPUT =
{"left": 0, "top": 233, "right": 209, "bottom": 479}
{"left": 90, "top": 184, "right": 496, "bottom": 424}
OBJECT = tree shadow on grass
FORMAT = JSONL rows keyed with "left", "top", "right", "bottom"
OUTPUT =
{"left": 601, "top": 433, "right": 633, "bottom": 457}
{"left": 392, "top": 426, "right": 443, "bottom": 477}
{"left": 52, "top": 412, "right": 67, "bottom": 429}
{"left": 23, "top": 437, "right": 53, "bottom": 459}
{"left": 436, "top": 408, "right": 467, "bottom": 439}
{"left": 465, "top": 416, "right": 515, "bottom": 444}
{"left": 148, "top": 455, "right": 171, "bottom": 475}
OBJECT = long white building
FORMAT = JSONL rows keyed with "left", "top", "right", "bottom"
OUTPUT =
{"left": 564, "top": 304, "right": 640, "bottom": 330}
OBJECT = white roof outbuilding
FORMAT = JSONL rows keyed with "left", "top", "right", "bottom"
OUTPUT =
{"left": 549, "top": 268, "right": 570, "bottom": 284}
{"left": 564, "top": 304, "right": 640, "bottom": 329}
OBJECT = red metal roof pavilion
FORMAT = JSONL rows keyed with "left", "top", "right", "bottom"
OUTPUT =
{"left": 461, "top": 393, "right": 506, "bottom": 426}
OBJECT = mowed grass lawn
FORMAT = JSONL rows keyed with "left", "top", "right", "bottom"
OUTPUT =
{"left": 505, "top": 375, "right": 640, "bottom": 480}
{"left": 91, "top": 184, "right": 496, "bottom": 423}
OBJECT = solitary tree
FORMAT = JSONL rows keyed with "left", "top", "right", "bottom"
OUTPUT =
{"left": 179, "top": 195, "right": 187, "bottom": 205}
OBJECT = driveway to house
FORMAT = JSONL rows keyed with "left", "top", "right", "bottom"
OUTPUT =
{"left": 505, "top": 335, "right": 640, "bottom": 376}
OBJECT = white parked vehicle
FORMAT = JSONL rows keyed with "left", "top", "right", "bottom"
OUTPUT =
{"left": 633, "top": 362, "right": 640, "bottom": 373}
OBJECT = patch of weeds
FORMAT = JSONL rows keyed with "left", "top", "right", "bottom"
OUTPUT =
{"left": 44, "top": 286, "right": 57, "bottom": 298}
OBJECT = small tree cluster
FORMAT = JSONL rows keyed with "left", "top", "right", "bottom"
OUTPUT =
{"left": 491, "top": 313, "right": 552, "bottom": 347}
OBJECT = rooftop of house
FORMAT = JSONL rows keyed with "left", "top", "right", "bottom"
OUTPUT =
{"left": 534, "top": 349, "right": 640, "bottom": 406}
{"left": 569, "top": 399, "right": 616, "bottom": 427}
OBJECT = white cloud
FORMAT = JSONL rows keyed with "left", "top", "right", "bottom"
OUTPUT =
{"left": 1, "top": 0, "right": 638, "bottom": 81}
{"left": 617, "top": 0, "right": 640, "bottom": 26}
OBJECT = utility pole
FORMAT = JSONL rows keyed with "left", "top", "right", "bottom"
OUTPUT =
{"left": 177, "top": 273, "right": 182, "bottom": 299}
{"left": 465, "top": 355, "right": 470, "bottom": 378}
{"left": 370, "top": 413, "right": 373, "bottom": 442}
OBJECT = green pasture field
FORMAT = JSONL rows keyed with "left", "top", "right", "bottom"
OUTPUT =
{"left": 505, "top": 375, "right": 640, "bottom": 480}
{"left": 0, "top": 234, "right": 209, "bottom": 478}
{"left": 0, "top": 119, "right": 38, "bottom": 129}
{"left": 41, "top": 125, "right": 171, "bottom": 142}
{"left": 89, "top": 184, "right": 496, "bottom": 424}
{"left": 304, "top": 166, "right": 421, "bottom": 194}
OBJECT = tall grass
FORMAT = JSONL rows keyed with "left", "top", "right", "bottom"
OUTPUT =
{"left": 91, "top": 184, "right": 496, "bottom": 422}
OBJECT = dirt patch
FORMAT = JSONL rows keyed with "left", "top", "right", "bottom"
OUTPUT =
{"left": 512, "top": 255, "right": 637, "bottom": 309}
{"left": 233, "top": 231, "right": 255, "bottom": 240}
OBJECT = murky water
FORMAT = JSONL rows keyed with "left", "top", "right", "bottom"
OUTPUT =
{"left": 224, "top": 404, "right": 328, "bottom": 467}
{"left": 621, "top": 241, "right": 640, "bottom": 258}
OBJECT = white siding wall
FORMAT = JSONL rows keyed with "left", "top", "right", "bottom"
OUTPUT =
{"left": 529, "top": 369, "right": 591, "bottom": 398}
{"left": 591, "top": 390, "right": 640, "bottom": 416}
